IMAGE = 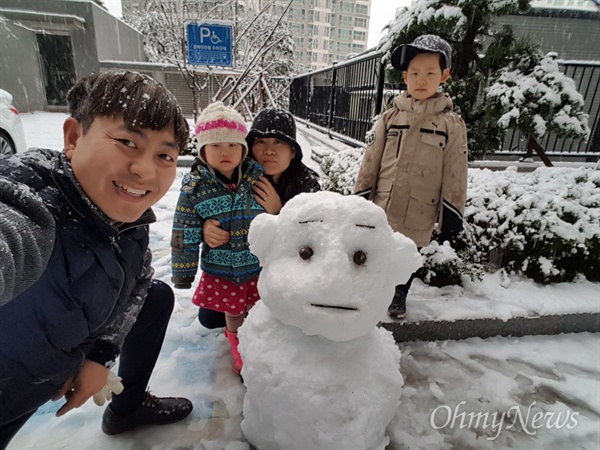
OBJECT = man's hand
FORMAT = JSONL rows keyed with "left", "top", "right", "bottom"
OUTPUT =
{"left": 203, "top": 219, "right": 230, "bottom": 248}
{"left": 53, "top": 359, "right": 110, "bottom": 417}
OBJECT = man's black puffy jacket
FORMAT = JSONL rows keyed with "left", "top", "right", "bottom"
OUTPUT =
{"left": 0, "top": 149, "right": 155, "bottom": 422}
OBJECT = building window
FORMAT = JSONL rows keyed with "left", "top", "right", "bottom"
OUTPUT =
{"left": 340, "top": 15, "right": 352, "bottom": 26}
{"left": 353, "top": 31, "right": 366, "bottom": 41}
{"left": 355, "top": 4, "right": 368, "bottom": 15}
{"left": 338, "top": 29, "right": 352, "bottom": 40}
{"left": 341, "top": 2, "right": 354, "bottom": 13}
{"left": 337, "top": 42, "right": 352, "bottom": 53}
{"left": 355, "top": 17, "right": 367, "bottom": 28}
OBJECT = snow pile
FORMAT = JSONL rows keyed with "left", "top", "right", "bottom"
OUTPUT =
{"left": 239, "top": 191, "right": 421, "bottom": 449}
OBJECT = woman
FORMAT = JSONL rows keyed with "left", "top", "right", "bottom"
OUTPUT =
{"left": 198, "top": 108, "right": 320, "bottom": 329}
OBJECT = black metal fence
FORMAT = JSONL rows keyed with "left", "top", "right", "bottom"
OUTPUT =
{"left": 290, "top": 52, "right": 384, "bottom": 146}
{"left": 289, "top": 53, "right": 600, "bottom": 159}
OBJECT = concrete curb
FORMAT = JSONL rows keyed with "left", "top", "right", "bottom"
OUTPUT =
{"left": 381, "top": 312, "right": 600, "bottom": 343}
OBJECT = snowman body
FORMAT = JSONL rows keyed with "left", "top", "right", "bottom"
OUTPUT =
{"left": 240, "top": 301, "right": 402, "bottom": 450}
{"left": 239, "top": 191, "right": 422, "bottom": 450}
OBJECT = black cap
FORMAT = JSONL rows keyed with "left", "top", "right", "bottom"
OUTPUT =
{"left": 246, "top": 109, "right": 302, "bottom": 160}
{"left": 391, "top": 35, "right": 452, "bottom": 71}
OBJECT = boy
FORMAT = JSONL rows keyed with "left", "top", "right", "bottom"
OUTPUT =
{"left": 0, "top": 70, "right": 193, "bottom": 448}
{"left": 354, "top": 35, "right": 468, "bottom": 319}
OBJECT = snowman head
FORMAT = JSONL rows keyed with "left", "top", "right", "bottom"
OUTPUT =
{"left": 249, "top": 191, "right": 422, "bottom": 341}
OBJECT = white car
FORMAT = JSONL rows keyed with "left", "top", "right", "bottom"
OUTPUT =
{"left": 0, "top": 88, "right": 27, "bottom": 155}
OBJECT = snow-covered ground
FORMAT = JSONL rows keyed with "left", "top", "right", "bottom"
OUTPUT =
{"left": 7, "top": 111, "right": 600, "bottom": 450}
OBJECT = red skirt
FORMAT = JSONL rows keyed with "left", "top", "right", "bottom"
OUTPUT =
{"left": 192, "top": 273, "right": 260, "bottom": 314}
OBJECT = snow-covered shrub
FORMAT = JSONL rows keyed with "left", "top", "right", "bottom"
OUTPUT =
{"left": 486, "top": 53, "right": 590, "bottom": 141}
{"left": 182, "top": 134, "right": 198, "bottom": 157}
{"left": 466, "top": 167, "right": 600, "bottom": 283}
{"left": 419, "top": 241, "right": 484, "bottom": 287}
{"left": 319, "top": 146, "right": 364, "bottom": 194}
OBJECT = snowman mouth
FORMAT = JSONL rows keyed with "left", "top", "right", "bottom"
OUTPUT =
{"left": 310, "top": 304, "right": 359, "bottom": 312}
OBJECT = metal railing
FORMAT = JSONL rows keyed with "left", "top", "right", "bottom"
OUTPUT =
{"left": 289, "top": 54, "right": 599, "bottom": 158}
{"left": 290, "top": 52, "right": 384, "bottom": 146}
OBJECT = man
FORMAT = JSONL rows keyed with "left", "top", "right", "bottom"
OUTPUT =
{"left": 0, "top": 70, "right": 193, "bottom": 449}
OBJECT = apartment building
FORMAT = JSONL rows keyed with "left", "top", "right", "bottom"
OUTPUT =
{"left": 245, "top": 0, "right": 372, "bottom": 72}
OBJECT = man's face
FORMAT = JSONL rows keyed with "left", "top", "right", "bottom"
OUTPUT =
{"left": 63, "top": 116, "right": 180, "bottom": 223}
{"left": 403, "top": 52, "right": 450, "bottom": 100}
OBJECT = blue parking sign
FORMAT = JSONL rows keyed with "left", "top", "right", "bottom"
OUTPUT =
{"left": 187, "top": 22, "right": 233, "bottom": 67}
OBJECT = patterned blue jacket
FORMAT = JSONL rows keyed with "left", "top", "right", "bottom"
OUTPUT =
{"left": 171, "top": 159, "right": 264, "bottom": 286}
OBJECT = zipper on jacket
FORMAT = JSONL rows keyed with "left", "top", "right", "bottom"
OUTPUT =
{"left": 388, "top": 125, "right": 409, "bottom": 159}
{"left": 396, "top": 131, "right": 403, "bottom": 159}
{"left": 109, "top": 211, "right": 155, "bottom": 254}
{"left": 110, "top": 235, "right": 122, "bottom": 253}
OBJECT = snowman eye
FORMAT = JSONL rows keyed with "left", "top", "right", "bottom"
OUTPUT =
{"left": 353, "top": 250, "right": 367, "bottom": 265}
{"left": 299, "top": 246, "right": 314, "bottom": 260}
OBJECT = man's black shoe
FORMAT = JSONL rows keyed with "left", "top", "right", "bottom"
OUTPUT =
{"left": 387, "top": 289, "right": 407, "bottom": 319}
{"left": 102, "top": 392, "right": 193, "bottom": 435}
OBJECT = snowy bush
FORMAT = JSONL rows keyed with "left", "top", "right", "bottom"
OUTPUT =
{"left": 320, "top": 146, "right": 364, "bottom": 194}
{"left": 321, "top": 149, "right": 600, "bottom": 284}
{"left": 466, "top": 167, "right": 600, "bottom": 283}
{"left": 419, "top": 241, "right": 484, "bottom": 287}
{"left": 182, "top": 134, "right": 198, "bottom": 157}
{"left": 486, "top": 53, "right": 590, "bottom": 141}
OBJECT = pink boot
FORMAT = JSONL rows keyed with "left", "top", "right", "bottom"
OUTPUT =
{"left": 225, "top": 329, "right": 243, "bottom": 375}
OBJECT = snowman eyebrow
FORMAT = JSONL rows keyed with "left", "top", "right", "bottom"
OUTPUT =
{"left": 356, "top": 224, "right": 376, "bottom": 229}
{"left": 299, "top": 219, "right": 323, "bottom": 224}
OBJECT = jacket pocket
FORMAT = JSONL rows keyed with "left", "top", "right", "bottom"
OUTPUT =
{"left": 373, "top": 188, "right": 392, "bottom": 211}
{"left": 405, "top": 189, "right": 439, "bottom": 229}
{"left": 420, "top": 132, "right": 446, "bottom": 150}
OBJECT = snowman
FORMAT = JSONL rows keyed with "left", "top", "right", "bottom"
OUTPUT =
{"left": 238, "top": 191, "right": 422, "bottom": 450}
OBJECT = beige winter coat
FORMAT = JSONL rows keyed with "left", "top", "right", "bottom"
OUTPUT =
{"left": 355, "top": 91, "right": 468, "bottom": 247}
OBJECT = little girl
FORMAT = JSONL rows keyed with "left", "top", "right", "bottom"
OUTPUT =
{"left": 171, "top": 102, "right": 264, "bottom": 376}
